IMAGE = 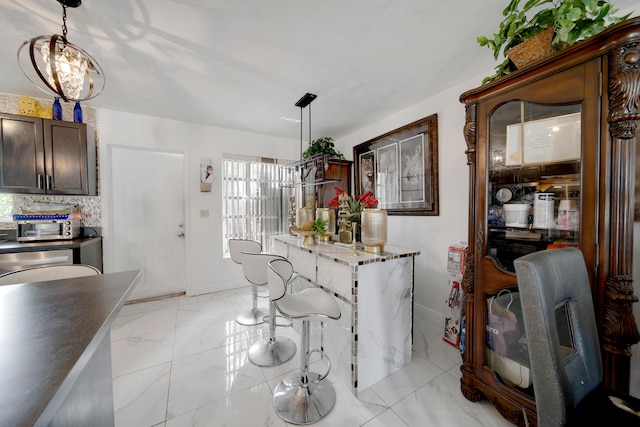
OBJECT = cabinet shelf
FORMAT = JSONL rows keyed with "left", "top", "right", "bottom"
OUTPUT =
{"left": 281, "top": 153, "right": 347, "bottom": 188}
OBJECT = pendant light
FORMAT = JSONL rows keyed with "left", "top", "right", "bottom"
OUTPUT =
{"left": 17, "top": 0, "right": 105, "bottom": 102}
{"left": 295, "top": 92, "right": 317, "bottom": 161}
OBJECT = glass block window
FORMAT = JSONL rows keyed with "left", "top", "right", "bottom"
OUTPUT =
{"left": 222, "top": 155, "right": 295, "bottom": 257}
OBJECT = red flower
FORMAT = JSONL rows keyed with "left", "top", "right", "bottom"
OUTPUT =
{"left": 357, "top": 191, "right": 378, "bottom": 208}
{"left": 327, "top": 187, "right": 378, "bottom": 216}
{"left": 328, "top": 186, "right": 347, "bottom": 209}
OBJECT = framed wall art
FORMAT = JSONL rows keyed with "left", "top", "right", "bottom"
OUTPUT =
{"left": 354, "top": 114, "right": 439, "bottom": 216}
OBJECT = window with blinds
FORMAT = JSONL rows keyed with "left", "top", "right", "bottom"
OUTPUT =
{"left": 222, "top": 155, "right": 295, "bottom": 256}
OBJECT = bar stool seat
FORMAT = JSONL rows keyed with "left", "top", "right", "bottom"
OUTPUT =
{"left": 268, "top": 258, "right": 341, "bottom": 425}
{"left": 275, "top": 287, "right": 340, "bottom": 320}
{"left": 228, "top": 239, "right": 267, "bottom": 326}
{"left": 239, "top": 251, "right": 297, "bottom": 367}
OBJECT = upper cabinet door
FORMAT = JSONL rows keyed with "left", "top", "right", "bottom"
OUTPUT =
{"left": 0, "top": 113, "right": 94, "bottom": 195}
{"left": 43, "top": 120, "right": 89, "bottom": 195}
{"left": 482, "top": 59, "right": 600, "bottom": 284}
{"left": 0, "top": 114, "right": 46, "bottom": 193}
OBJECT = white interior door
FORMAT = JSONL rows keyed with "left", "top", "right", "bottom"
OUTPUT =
{"left": 110, "top": 146, "right": 186, "bottom": 300}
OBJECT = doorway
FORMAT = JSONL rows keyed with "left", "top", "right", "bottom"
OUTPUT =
{"left": 109, "top": 146, "right": 186, "bottom": 300}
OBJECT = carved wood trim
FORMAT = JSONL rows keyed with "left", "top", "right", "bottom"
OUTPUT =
{"left": 462, "top": 246, "right": 475, "bottom": 295}
{"left": 605, "top": 41, "right": 640, "bottom": 392}
{"left": 464, "top": 104, "right": 477, "bottom": 165}
{"left": 460, "top": 379, "right": 482, "bottom": 403}
{"left": 603, "top": 275, "right": 640, "bottom": 356}
{"left": 608, "top": 43, "right": 640, "bottom": 139}
{"left": 490, "top": 396, "right": 529, "bottom": 427}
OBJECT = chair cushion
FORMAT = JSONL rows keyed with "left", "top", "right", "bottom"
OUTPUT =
{"left": 276, "top": 287, "right": 340, "bottom": 320}
{"left": 568, "top": 385, "right": 640, "bottom": 426}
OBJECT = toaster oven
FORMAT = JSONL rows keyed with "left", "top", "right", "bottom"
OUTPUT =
{"left": 17, "top": 219, "right": 81, "bottom": 242}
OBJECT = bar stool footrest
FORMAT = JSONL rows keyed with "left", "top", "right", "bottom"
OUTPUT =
{"left": 308, "top": 349, "right": 331, "bottom": 382}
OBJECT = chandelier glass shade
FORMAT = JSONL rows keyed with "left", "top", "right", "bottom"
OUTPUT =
{"left": 17, "top": 2, "right": 104, "bottom": 102}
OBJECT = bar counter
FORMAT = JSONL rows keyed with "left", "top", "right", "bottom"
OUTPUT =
{"left": 271, "top": 234, "right": 419, "bottom": 394}
{"left": 0, "top": 270, "right": 141, "bottom": 427}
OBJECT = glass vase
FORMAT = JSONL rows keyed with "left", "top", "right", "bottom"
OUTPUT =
{"left": 361, "top": 208, "right": 387, "bottom": 253}
{"left": 338, "top": 222, "right": 352, "bottom": 243}
{"left": 296, "top": 207, "right": 313, "bottom": 228}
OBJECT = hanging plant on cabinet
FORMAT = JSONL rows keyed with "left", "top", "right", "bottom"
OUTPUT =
{"left": 477, "top": 0, "right": 631, "bottom": 83}
{"left": 302, "top": 136, "right": 345, "bottom": 159}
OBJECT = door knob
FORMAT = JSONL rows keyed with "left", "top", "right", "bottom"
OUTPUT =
{"left": 178, "top": 232, "right": 185, "bottom": 238}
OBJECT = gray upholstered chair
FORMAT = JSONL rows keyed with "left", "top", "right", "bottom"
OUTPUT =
{"left": 0, "top": 264, "right": 100, "bottom": 285}
{"left": 239, "top": 251, "right": 296, "bottom": 367}
{"left": 514, "top": 248, "right": 640, "bottom": 426}
{"left": 228, "top": 239, "right": 267, "bottom": 326}
{"left": 268, "top": 258, "right": 341, "bottom": 424}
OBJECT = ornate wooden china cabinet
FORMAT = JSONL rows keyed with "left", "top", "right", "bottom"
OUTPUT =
{"left": 459, "top": 18, "right": 640, "bottom": 426}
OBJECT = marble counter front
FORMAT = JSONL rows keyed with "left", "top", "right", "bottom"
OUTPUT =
{"left": 271, "top": 234, "right": 419, "bottom": 395}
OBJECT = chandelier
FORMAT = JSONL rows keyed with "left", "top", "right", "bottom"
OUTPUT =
{"left": 17, "top": 0, "right": 104, "bottom": 102}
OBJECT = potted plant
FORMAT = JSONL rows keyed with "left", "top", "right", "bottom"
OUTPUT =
{"left": 478, "top": 0, "right": 631, "bottom": 83}
{"left": 302, "top": 136, "right": 345, "bottom": 159}
{"left": 312, "top": 217, "right": 332, "bottom": 242}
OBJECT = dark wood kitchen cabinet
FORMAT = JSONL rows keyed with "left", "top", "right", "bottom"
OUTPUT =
{"left": 0, "top": 113, "right": 96, "bottom": 195}
{"left": 459, "top": 18, "right": 640, "bottom": 426}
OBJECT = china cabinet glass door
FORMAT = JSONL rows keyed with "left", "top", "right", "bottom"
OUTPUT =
{"left": 486, "top": 101, "right": 582, "bottom": 272}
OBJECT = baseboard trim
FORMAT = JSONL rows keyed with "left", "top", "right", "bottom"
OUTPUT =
{"left": 414, "top": 302, "right": 445, "bottom": 327}
{"left": 125, "top": 291, "right": 186, "bottom": 305}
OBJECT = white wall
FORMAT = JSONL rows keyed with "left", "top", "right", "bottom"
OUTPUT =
{"left": 97, "top": 109, "right": 299, "bottom": 295}
{"left": 337, "top": 73, "right": 484, "bottom": 324}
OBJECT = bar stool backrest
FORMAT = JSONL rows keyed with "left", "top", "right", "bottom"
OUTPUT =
{"left": 0, "top": 264, "right": 101, "bottom": 286}
{"left": 267, "top": 258, "right": 294, "bottom": 301}
{"left": 229, "top": 239, "right": 261, "bottom": 264}
{"left": 241, "top": 252, "right": 286, "bottom": 286}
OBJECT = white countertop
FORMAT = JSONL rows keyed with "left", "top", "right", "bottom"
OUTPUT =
{"left": 271, "top": 234, "right": 419, "bottom": 266}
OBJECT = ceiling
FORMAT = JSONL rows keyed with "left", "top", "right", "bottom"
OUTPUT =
{"left": 2, "top": 1, "right": 638, "bottom": 141}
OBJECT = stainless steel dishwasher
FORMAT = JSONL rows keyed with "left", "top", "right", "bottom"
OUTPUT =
{"left": 0, "top": 249, "right": 74, "bottom": 274}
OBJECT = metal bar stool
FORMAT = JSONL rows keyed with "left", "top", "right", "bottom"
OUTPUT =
{"left": 239, "top": 251, "right": 297, "bottom": 367}
{"left": 228, "top": 239, "right": 267, "bottom": 326}
{"left": 267, "top": 258, "right": 341, "bottom": 425}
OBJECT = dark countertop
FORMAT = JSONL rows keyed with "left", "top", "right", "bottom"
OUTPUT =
{"left": 0, "top": 236, "right": 102, "bottom": 253}
{"left": 0, "top": 269, "right": 141, "bottom": 427}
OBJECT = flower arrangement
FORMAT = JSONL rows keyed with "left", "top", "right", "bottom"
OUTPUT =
{"left": 328, "top": 187, "right": 378, "bottom": 226}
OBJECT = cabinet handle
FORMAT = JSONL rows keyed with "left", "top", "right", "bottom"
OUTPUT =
{"left": 47, "top": 175, "right": 53, "bottom": 190}
{"left": 37, "top": 174, "right": 43, "bottom": 189}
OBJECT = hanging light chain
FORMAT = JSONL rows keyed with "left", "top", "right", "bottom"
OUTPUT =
{"left": 61, "top": 5, "right": 68, "bottom": 39}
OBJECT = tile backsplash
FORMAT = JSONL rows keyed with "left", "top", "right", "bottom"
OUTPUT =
{"left": 0, "top": 92, "right": 102, "bottom": 229}
{"left": 14, "top": 195, "right": 101, "bottom": 227}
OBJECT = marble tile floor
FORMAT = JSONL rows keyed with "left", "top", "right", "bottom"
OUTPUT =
{"left": 110, "top": 286, "right": 515, "bottom": 427}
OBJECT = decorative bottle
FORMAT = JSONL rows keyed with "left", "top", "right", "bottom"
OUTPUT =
{"left": 73, "top": 101, "right": 83, "bottom": 123}
{"left": 52, "top": 97, "right": 62, "bottom": 120}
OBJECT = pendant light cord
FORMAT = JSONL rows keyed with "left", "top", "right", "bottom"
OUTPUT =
{"left": 62, "top": 5, "right": 69, "bottom": 38}
{"left": 308, "top": 103, "right": 312, "bottom": 148}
